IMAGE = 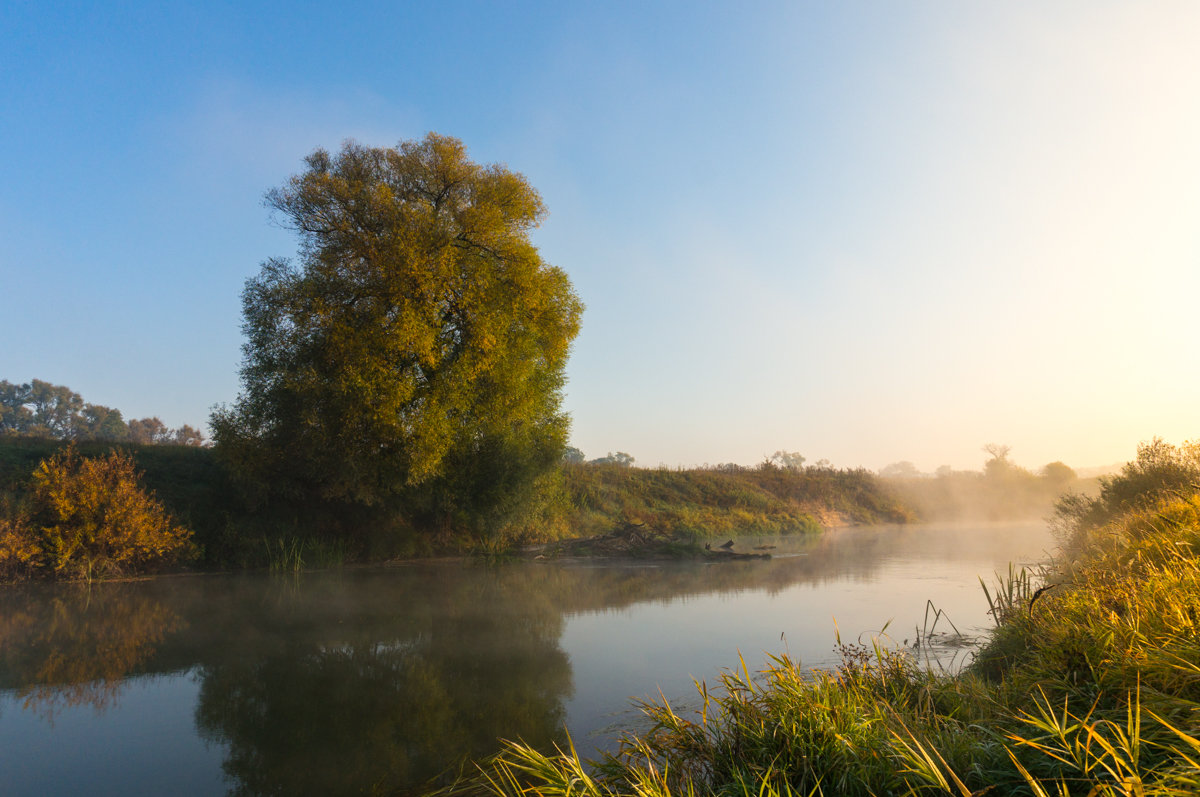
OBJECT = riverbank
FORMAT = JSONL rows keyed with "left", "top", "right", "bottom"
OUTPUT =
{"left": 467, "top": 457, "right": 1200, "bottom": 795}
{"left": 0, "top": 437, "right": 914, "bottom": 577}
{"left": 559, "top": 462, "right": 913, "bottom": 540}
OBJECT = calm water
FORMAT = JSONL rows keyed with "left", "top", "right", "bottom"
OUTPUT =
{"left": 0, "top": 522, "right": 1052, "bottom": 795}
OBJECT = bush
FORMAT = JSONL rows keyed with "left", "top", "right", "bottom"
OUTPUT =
{"left": 1054, "top": 437, "right": 1200, "bottom": 554}
{"left": 0, "top": 445, "right": 195, "bottom": 580}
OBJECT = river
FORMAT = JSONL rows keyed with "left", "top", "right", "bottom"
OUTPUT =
{"left": 0, "top": 521, "right": 1053, "bottom": 795}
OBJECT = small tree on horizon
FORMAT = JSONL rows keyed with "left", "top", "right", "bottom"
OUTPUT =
{"left": 768, "top": 451, "right": 806, "bottom": 471}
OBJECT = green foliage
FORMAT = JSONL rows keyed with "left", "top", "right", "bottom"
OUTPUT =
{"left": 588, "top": 451, "right": 635, "bottom": 467}
{"left": 768, "top": 450, "right": 806, "bottom": 470}
{"left": 0, "top": 445, "right": 196, "bottom": 580}
{"left": 0, "top": 378, "right": 81, "bottom": 438}
{"left": 1054, "top": 437, "right": 1200, "bottom": 553}
{"left": 263, "top": 535, "right": 348, "bottom": 573}
{"left": 211, "top": 134, "right": 583, "bottom": 544}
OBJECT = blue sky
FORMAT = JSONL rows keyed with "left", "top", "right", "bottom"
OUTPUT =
{"left": 3, "top": 1, "right": 1199, "bottom": 471}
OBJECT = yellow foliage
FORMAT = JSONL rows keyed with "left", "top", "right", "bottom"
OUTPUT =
{"left": 0, "top": 508, "right": 41, "bottom": 579}
{"left": 0, "top": 445, "right": 195, "bottom": 580}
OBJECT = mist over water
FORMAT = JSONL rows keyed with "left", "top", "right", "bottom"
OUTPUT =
{"left": 0, "top": 522, "right": 1052, "bottom": 795}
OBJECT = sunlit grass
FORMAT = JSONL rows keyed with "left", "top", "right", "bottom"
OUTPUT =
{"left": 561, "top": 464, "right": 911, "bottom": 541}
{"left": 461, "top": 490, "right": 1200, "bottom": 797}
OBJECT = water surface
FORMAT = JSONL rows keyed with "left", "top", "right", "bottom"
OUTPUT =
{"left": 0, "top": 522, "right": 1052, "bottom": 795}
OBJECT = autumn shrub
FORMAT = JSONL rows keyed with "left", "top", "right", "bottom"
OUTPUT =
{"left": 0, "top": 445, "right": 196, "bottom": 580}
{"left": 0, "top": 498, "right": 37, "bottom": 581}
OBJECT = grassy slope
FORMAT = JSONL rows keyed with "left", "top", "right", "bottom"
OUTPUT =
{"left": 562, "top": 463, "right": 915, "bottom": 540}
{"left": 472, "top": 491, "right": 1200, "bottom": 796}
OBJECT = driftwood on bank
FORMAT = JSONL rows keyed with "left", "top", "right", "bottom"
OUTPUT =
{"left": 524, "top": 523, "right": 771, "bottom": 562}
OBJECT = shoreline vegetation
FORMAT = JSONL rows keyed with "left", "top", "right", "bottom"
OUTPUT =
{"left": 1, "top": 429, "right": 1098, "bottom": 581}
{"left": 456, "top": 438, "right": 1200, "bottom": 797}
{"left": 0, "top": 435, "right": 917, "bottom": 579}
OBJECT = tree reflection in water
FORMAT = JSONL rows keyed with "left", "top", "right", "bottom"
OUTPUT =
{"left": 191, "top": 567, "right": 573, "bottom": 795}
{"left": 0, "top": 584, "right": 183, "bottom": 721}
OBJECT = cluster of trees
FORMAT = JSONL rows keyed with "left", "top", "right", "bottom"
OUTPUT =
{"left": 878, "top": 444, "right": 1083, "bottom": 520}
{"left": 565, "top": 450, "right": 816, "bottom": 472}
{"left": 0, "top": 379, "right": 205, "bottom": 446}
{"left": 879, "top": 445, "right": 1078, "bottom": 484}
{"left": 698, "top": 453, "right": 839, "bottom": 474}
{"left": 1, "top": 133, "right": 585, "bottom": 578}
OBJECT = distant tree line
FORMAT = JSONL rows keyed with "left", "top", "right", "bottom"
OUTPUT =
{"left": 0, "top": 379, "right": 205, "bottom": 446}
{"left": 877, "top": 443, "right": 1083, "bottom": 520}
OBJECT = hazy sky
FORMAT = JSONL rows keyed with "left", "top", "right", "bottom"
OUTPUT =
{"left": 3, "top": 2, "right": 1198, "bottom": 472}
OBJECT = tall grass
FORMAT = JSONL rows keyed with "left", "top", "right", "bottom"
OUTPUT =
{"left": 462, "top": 480, "right": 1200, "bottom": 796}
{"left": 263, "top": 535, "right": 347, "bottom": 573}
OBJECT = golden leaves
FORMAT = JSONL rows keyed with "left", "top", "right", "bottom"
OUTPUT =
{"left": 1, "top": 445, "right": 195, "bottom": 581}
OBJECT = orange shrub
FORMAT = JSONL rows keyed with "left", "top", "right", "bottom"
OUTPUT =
{"left": 2, "top": 445, "right": 196, "bottom": 580}
{"left": 0, "top": 502, "right": 39, "bottom": 580}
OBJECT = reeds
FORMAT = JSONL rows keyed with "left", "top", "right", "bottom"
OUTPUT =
{"left": 264, "top": 535, "right": 347, "bottom": 573}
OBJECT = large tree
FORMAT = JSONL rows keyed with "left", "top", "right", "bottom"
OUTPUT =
{"left": 211, "top": 134, "right": 583, "bottom": 536}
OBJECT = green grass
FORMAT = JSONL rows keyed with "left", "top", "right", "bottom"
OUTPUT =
{"left": 461, "top": 487, "right": 1200, "bottom": 796}
{"left": 562, "top": 464, "right": 913, "bottom": 540}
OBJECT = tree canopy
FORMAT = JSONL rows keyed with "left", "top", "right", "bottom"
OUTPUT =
{"left": 211, "top": 134, "right": 583, "bottom": 537}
